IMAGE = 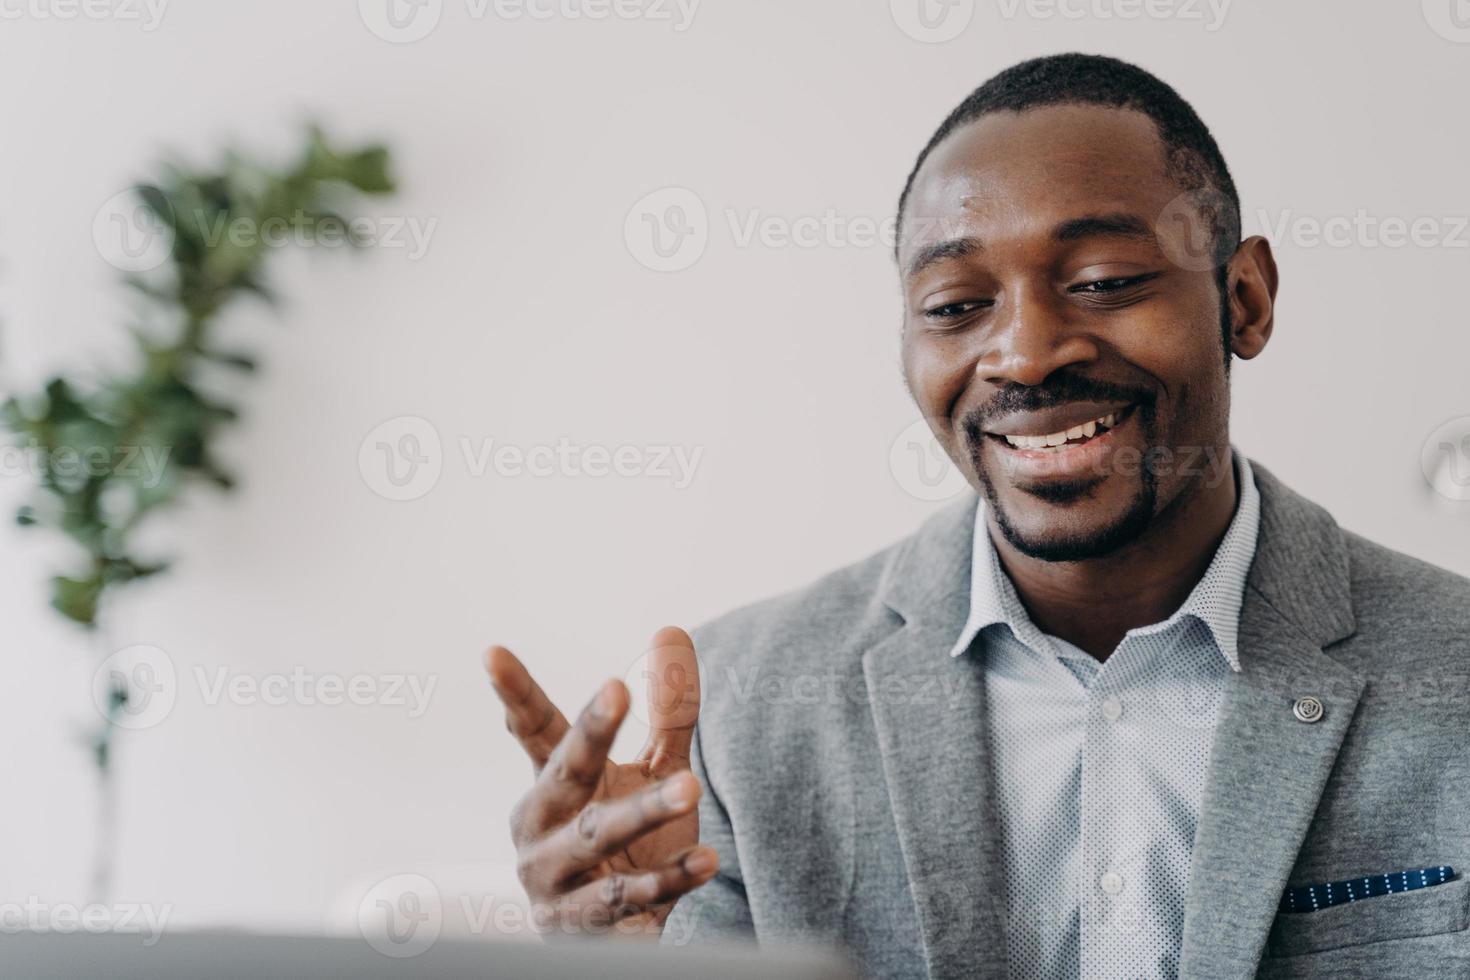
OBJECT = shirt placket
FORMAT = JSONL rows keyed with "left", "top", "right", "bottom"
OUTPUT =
{"left": 1077, "top": 637, "right": 1148, "bottom": 976}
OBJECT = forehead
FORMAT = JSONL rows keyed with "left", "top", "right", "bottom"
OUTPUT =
{"left": 901, "top": 104, "right": 1177, "bottom": 258}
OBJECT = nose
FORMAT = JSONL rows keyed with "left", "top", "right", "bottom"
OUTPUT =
{"left": 973, "top": 281, "right": 1099, "bottom": 387}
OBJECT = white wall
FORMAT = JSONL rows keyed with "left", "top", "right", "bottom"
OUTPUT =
{"left": 3, "top": 0, "right": 1469, "bottom": 938}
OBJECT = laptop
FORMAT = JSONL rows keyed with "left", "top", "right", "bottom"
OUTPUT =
{"left": 0, "top": 931, "right": 860, "bottom": 980}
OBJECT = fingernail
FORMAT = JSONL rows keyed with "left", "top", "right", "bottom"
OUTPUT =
{"left": 683, "top": 848, "right": 716, "bottom": 876}
{"left": 590, "top": 682, "right": 616, "bottom": 719}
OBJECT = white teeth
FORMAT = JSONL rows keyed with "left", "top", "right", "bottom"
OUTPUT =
{"left": 1000, "top": 410, "right": 1122, "bottom": 450}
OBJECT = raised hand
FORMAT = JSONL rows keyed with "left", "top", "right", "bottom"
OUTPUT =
{"left": 485, "top": 625, "right": 716, "bottom": 939}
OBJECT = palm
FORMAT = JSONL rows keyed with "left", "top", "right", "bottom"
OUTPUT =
{"left": 599, "top": 758, "right": 698, "bottom": 872}
{"left": 588, "top": 757, "right": 698, "bottom": 927}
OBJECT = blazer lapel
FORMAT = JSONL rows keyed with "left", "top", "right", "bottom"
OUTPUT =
{"left": 1177, "top": 462, "right": 1365, "bottom": 979}
{"left": 863, "top": 492, "right": 1010, "bottom": 980}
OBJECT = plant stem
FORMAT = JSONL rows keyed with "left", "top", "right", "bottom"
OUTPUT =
{"left": 89, "top": 613, "right": 118, "bottom": 906}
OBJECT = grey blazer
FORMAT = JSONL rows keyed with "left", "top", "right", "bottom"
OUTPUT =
{"left": 662, "top": 460, "right": 1470, "bottom": 978}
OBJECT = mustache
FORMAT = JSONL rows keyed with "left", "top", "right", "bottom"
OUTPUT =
{"left": 961, "top": 372, "right": 1156, "bottom": 439}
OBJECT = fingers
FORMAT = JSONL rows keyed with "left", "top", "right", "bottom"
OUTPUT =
{"left": 522, "top": 771, "right": 702, "bottom": 888}
{"left": 485, "top": 645, "right": 570, "bottom": 771}
{"left": 639, "top": 626, "right": 701, "bottom": 769}
{"left": 545, "top": 845, "right": 720, "bottom": 931}
{"left": 519, "top": 679, "right": 629, "bottom": 833}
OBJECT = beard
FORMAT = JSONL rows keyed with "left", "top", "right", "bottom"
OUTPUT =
{"left": 963, "top": 387, "right": 1163, "bottom": 563}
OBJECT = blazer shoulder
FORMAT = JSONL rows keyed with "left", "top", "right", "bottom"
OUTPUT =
{"left": 688, "top": 534, "right": 905, "bottom": 680}
{"left": 1340, "top": 527, "right": 1470, "bottom": 663}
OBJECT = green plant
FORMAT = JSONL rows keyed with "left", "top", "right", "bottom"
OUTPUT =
{"left": 1, "top": 127, "right": 396, "bottom": 898}
{"left": 4, "top": 128, "right": 394, "bottom": 628}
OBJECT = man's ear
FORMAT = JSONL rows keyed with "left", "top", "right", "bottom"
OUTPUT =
{"left": 1226, "top": 235, "right": 1277, "bottom": 360}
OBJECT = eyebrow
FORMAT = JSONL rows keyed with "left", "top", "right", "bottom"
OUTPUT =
{"left": 1053, "top": 212, "right": 1157, "bottom": 243}
{"left": 902, "top": 212, "right": 1158, "bottom": 280}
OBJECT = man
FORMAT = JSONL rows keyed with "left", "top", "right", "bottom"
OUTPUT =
{"left": 486, "top": 54, "right": 1470, "bottom": 979}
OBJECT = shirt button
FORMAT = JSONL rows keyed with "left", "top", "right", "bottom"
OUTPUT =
{"left": 1100, "top": 872, "right": 1125, "bottom": 895}
{"left": 1100, "top": 695, "right": 1124, "bottom": 722}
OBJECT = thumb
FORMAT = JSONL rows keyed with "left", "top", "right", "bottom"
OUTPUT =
{"left": 640, "top": 625, "right": 701, "bottom": 770}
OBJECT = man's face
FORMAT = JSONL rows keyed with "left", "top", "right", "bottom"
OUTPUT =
{"left": 899, "top": 104, "right": 1235, "bottom": 562}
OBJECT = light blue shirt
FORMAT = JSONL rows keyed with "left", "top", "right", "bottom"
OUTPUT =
{"left": 948, "top": 451, "right": 1260, "bottom": 979}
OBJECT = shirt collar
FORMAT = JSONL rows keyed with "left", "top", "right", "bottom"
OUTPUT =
{"left": 947, "top": 450, "right": 1260, "bottom": 672}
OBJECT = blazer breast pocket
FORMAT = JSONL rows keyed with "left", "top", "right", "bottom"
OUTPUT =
{"left": 1265, "top": 873, "right": 1470, "bottom": 958}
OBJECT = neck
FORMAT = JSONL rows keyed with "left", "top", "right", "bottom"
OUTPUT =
{"left": 988, "top": 448, "right": 1240, "bottom": 662}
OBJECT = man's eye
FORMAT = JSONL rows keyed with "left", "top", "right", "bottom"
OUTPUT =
{"left": 1073, "top": 274, "right": 1154, "bottom": 294}
{"left": 923, "top": 300, "right": 989, "bottom": 320}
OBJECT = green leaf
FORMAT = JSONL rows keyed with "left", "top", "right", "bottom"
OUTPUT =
{"left": 51, "top": 574, "right": 103, "bottom": 626}
{"left": 2, "top": 126, "right": 396, "bottom": 637}
{"left": 134, "top": 184, "right": 176, "bottom": 228}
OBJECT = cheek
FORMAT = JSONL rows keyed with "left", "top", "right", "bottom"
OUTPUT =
{"left": 1109, "top": 291, "right": 1230, "bottom": 449}
{"left": 902, "top": 336, "right": 972, "bottom": 420}
{"left": 1108, "top": 286, "right": 1222, "bottom": 377}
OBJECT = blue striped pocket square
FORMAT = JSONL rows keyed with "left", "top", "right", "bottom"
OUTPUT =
{"left": 1279, "top": 865, "right": 1458, "bottom": 914}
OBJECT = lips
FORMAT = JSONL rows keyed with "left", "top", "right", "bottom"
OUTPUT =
{"left": 984, "top": 402, "right": 1136, "bottom": 446}
{"left": 980, "top": 402, "right": 1140, "bottom": 482}
{"left": 995, "top": 409, "right": 1121, "bottom": 451}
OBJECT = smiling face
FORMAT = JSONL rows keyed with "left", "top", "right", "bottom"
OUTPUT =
{"left": 899, "top": 104, "right": 1253, "bottom": 562}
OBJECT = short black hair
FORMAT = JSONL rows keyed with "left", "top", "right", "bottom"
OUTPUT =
{"left": 894, "top": 52, "right": 1240, "bottom": 363}
{"left": 895, "top": 52, "right": 1241, "bottom": 269}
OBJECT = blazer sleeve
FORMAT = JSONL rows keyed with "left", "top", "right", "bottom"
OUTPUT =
{"left": 659, "top": 723, "right": 755, "bottom": 947}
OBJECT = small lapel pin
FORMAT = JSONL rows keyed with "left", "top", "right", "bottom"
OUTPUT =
{"left": 1292, "top": 696, "right": 1325, "bottom": 724}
